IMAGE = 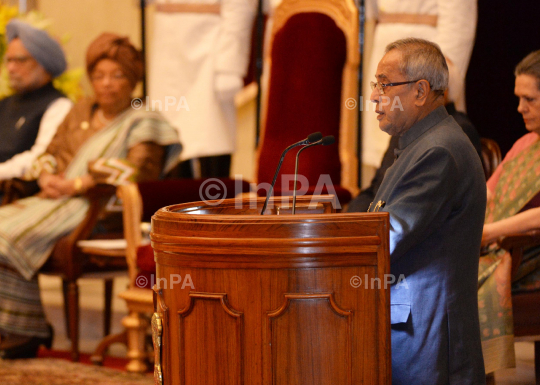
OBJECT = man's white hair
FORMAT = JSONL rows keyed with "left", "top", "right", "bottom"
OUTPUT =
{"left": 385, "top": 38, "right": 449, "bottom": 96}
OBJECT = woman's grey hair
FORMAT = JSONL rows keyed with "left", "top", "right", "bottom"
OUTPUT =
{"left": 515, "top": 50, "right": 540, "bottom": 90}
{"left": 385, "top": 38, "right": 449, "bottom": 96}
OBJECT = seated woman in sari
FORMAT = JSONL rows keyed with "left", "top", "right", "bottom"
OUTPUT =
{"left": 0, "top": 33, "right": 181, "bottom": 358}
{"left": 478, "top": 50, "right": 540, "bottom": 374}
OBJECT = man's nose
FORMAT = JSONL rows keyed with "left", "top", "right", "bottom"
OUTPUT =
{"left": 6, "top": 61, "right": 16, "bottom": 73}
{"left": 370, "top": 87, "right": 380, "bottom": 104}
{"left": 517, "top": 99, "right": 527, "bottom": 114}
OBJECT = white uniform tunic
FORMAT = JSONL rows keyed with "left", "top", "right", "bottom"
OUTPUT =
{"left": 149, "top": 0, "right": 256, "bottom": 161}
{"left": 362, "top": 0, "right": 477, "bottom": 167}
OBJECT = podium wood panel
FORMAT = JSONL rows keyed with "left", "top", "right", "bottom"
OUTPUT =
{"left": 151, "top": 196, "right": 391, "bottom": 385}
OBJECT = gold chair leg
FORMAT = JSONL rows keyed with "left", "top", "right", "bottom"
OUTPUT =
{"left": 123, "top": 311, "right": 150, "bottom": 373}
{"left": 91, "top": 331, "right": 128, "bottom": 365}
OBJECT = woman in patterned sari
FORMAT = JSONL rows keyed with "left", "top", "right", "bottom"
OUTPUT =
{"left": 478, "top": 50, "right": 540, "bottom": 374}
{"left": 0, "top": 33, "right": 181, "bottom": 358}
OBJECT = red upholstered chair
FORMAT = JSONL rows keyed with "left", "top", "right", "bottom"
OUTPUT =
{"left": 255, "top": 0, "right": 359, "bottom": 207}
{"left": 91, "top": 178, "right": 251, "bottom": 372}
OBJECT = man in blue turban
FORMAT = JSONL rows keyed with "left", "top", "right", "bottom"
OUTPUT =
{"left": 0, "top": 19, "right": 72, "bottom": 185}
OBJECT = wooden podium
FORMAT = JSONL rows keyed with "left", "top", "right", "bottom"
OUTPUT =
{"left": 150, "top": 195, "right": 391, "bottom": 385}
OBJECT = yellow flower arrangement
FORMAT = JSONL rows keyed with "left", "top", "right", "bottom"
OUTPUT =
{"left": 0, "top": 5, "right": 18, "bottom": 58}
{"left": 0, "top": 5, "right": 83, "bottom": 101}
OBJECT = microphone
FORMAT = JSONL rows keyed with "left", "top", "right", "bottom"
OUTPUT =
{"left": 260, "top": 132, "right": 323, "bottom": 215}
{"left": 292, "top": 135, "right": 335, "bottom": 214}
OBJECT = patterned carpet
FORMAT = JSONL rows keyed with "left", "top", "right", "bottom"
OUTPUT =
{"left": 0, "top": 358, "right": 153, "bottom": 385}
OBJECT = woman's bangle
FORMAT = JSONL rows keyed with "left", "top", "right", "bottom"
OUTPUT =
{"left": 73, "top": 177, "right": 83, "bottom": 194}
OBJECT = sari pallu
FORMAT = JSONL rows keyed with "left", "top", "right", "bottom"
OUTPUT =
{"left": 478, "top": 137, "right": 540, "bottom": 373}
{"left": 0, "top": 106, "right": 180, "bottom": 337}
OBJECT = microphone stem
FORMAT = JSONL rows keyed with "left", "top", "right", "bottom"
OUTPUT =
{"left": 260, "top": 152, "right": 288, "bottom": 215}
{"left": 260, "top": 133, "right": 322, "bottom": 215}
{"left": 261, "top": 142, "right": 302, "bottom": 215}
{"left": 292, "top": 142, "right": 321, "bottom": 214}
{"left": 292, "top": 153, "right": 301, "bottom": 215}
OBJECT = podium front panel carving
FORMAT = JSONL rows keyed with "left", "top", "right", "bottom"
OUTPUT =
{"left": 151, "top": 196, "right": 391, "bottom": 385}
{"left": 265, "top": 293, "right": 353, "bottom": 385}
{"left": 177, "top": 292, "right": 244, "bottom": 385}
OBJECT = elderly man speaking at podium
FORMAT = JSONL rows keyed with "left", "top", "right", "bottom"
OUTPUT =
{"left": 350, "top": 38, "right": 486, "bottom": 384}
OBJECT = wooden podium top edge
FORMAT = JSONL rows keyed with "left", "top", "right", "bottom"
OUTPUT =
{"left": 151, "top": 195, "right": 388, "bottom": 222}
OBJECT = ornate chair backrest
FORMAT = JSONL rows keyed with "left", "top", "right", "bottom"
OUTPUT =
{"left": 480, "top": 137, "right": 502, "bottom": 180}
{"left": 256, "top": 0, "right": 359, "bottom": 196}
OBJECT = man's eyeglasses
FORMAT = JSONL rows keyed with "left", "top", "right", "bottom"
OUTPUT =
{"left": 370, "top": 80, "right": 420, "bottom": 95}
{"left": 4, "top": 55, "right": 32, "bottom": 66}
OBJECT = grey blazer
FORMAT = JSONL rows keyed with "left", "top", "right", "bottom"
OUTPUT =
{"left": 373, "top": 106, "right": 486, "bottom": 385}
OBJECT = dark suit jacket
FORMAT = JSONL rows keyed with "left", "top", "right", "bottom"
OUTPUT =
{"left": 373, "top": 106, "right": 486, "bottom": 384}
{"left": 347, "top": 103, "right": 481, "bottom": 213}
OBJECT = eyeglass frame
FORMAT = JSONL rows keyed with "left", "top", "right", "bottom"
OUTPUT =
{"left": 4, "top": 55, "right": 33, "bottom": 66}
{"left": 370, "top": 79, "right": 422, "bottom": 95}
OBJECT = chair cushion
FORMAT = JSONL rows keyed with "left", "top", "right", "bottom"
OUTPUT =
{"left": 136, "top": 244, "right": 155, "bottom": 289}
{"left": 258, "top": 12, "right": 346, "bottom": 192}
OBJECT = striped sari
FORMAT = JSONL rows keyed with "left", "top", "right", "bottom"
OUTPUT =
{"left": 478, "top": 136, "right": 540, "bottom": 373}
{"left": 0, "top": 106, "right": 180, "bottom": 337}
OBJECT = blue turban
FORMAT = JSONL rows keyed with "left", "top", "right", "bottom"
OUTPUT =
{"left": 6, "top": 19, "right": 67, "bottom": 78}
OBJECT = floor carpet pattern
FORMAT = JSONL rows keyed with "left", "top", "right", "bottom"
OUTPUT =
{"left": 0, "top": 358, "right": 153, "bottom": 385}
